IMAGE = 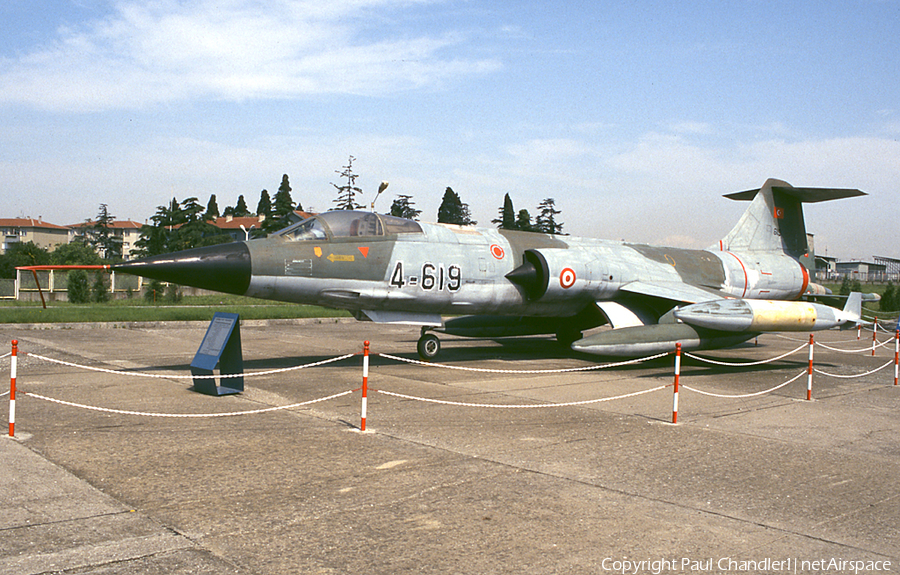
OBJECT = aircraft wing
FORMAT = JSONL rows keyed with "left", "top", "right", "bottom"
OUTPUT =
{"left": 618, "top": 280, "right": 725, "bottom": 304}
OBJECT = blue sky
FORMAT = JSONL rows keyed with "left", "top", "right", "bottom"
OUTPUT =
{"left": 1, "top": 0, "right": 898, "bottom": 259}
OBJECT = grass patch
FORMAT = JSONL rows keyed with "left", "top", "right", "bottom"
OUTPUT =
{"left": 0, "top": 295, "right": 349, "bottom": 324}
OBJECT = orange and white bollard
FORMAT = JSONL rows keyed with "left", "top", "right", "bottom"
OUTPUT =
{"left": 872, "top": 318, "right": 878, "bottom": 356}
{"left": 9, "top": 340, "right": 17, "bottom": 437}
{"left": 672, "top": 343, "right": 681, "bottom": 424}
{"left": 893, "top": 330, "right": 898, "bottom": 386}
{"left": 361, "top": 341, "right": 369, "bottom": 432}
{"left": 807, "top": 334, "right": 814, "bottom": 401}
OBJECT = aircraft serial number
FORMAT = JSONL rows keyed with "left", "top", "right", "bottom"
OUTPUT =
{"left": 390, "top": 262, "right": 461, "bottom": 292}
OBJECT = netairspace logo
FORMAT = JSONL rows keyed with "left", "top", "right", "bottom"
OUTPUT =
{"left": 600, "top": 557, "right": 892, "bottom": 574}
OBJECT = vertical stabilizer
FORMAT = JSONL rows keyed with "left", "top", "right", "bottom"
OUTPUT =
{"left": 715, "top": 179, "right": 865, "bottom": 257}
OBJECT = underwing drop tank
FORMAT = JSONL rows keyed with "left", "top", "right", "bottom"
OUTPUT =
{"left": 674, "top": 298, "right": 860, "bottom": 333}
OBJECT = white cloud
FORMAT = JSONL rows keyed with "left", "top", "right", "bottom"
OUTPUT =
{"left": 0, "top": 0, "right": 500, "bottom": 111}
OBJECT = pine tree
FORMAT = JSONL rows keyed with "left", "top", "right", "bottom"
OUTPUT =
{"left": 256, "top": 189, "right": 272, "bottom": 219}
{"left": 390, "top": 195, "right": 422, "bottom": 220}
{"left": 273, "top": 175, "right": 295, "bottom": 217}
{"left": 492, "top": 194, "right": 516, "bottom": 229}
{"left": 535, "top": 198, "right": 564, "bottom": 234}
{"left": 437, "top": 187, "right": 476, "bottom": 225}
{"left": 205, "top": 194, "right": 220, "bottom": 219}
{"left": 331, "top": 156, "right": 363, "bottom": 210}
{"left": 233, "top": 195, "right": 251, "bottom": 217}
{"left": 88, "top": 204, "right": 123, "bottom": 260}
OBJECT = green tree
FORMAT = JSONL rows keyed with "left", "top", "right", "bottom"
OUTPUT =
{"left": 170, "top": 197, "right": 230, "bottom": 251}
{"left": 273, "top": 175, "right": 296, "bottom": 216}
{"left": 535, "top": 198, "right": 564, "bottom": 235}
{"left": 492, "top": 193, "right": 516, "bottom": 229}
{"left": 91, "top": 272, "right": 110, "bottom": 303}
{"left": 0, "top": 242, "right": 50, "bottom": 279}
{"left": 256, "top": 189, "right": 272, "bottom": 220}
{"left": 839, "top": 276, "right": 851, "bottom": 296}
{"left": 86, "top": 204, "right": 123, "bottom": 260}
{"left": 205, "top": 194, "right": 220, "bottom": 219}
{"left": 233, "top": 195, "right": 251, "bottom": 217}
{"left": 437, "top": 187, "right": 476, "bottom": 225}
{"left": 50, "top": 241, "right": 102, "bottom": 265}
{"left": 66, "top": 269, "right": 91, "bottom": 303}
{"left": 135, "top": 196, "right": 230, "bottom": 257}
{"left": 515, "top": 209, "right": 533, "bottom": 232}
{"left": 262, "top": 175, "right": 299, "bottom": 234}
{"left": 881, "top": 281, "right": 897, "bottom": 312}
{"left": 331, "top": 156, "right": 363, "bottom": 210}
{"left": 390, "top": 195, "right": 422, "bottom": 220}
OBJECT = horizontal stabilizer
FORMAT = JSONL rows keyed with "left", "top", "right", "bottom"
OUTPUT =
{"left": 725, "top": 187, "right": 866, "bottom": 202}
{"left": 716, "top": 179, "right": 866, "bottom": 256}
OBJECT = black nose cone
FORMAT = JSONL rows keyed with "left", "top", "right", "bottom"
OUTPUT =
{"left": 114, "top": 242, "right": 251, "bottom": 295}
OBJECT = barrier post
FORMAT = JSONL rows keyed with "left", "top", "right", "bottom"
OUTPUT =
{"left": 858, "top": 323, "right": 861, "bottom": 340}
{"left": 9, "top": 340, "right": 17, "bottom": 437}
{"left": 361, "top": 341, "right": 369, "bottom": 432}
{"left": 872, "top": 318, "right": 878, "bottom": 356}
{"left": 672, "top": 343, "right": 681, "bottom": 424}
{"left": 807, "top": 334, "right": 814, "bottom": 401}
{"left": 894, "top": 330, "right": 898, "bottom": 386}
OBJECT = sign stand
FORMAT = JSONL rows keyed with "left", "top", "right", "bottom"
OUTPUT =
{"left": 190, "top": 312, "right": 244, "bottom": 395}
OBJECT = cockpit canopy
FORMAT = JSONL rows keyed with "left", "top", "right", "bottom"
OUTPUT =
{"left": 276, "top": 211, "right": 423, "bottom": 242}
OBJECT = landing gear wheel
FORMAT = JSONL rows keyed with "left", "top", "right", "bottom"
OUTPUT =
{"left": 417, "top": 333, "right": 441, "bottom": 360}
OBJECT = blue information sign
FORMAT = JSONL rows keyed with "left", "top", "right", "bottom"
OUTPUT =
{"left": 190, "top": 312, "right": 244, "bottom": 395}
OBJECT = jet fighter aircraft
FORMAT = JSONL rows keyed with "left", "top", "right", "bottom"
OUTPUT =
{"left": 114, "top": 178, "right": 866, "bottom": 359}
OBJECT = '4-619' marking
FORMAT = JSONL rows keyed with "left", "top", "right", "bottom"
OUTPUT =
{"left": 390, "top": 262, "right": 461, "bottom": 292}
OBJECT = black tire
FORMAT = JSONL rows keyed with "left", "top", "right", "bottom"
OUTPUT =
{"left": 417, "top": 333, "right": 441, "bottom": 360}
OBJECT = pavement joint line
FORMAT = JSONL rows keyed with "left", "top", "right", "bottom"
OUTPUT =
{"left": 0, "top": 509, "right": 138, "bottom": 534}
{"left": 0, "top": 531, "right": 198, "bottom": 575}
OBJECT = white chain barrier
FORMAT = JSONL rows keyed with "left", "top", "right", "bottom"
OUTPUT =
{"left": 22, "top": 389, "right": 355, "bottom": 418}
{"left": 5, "top": 327, "right": 900, "bottom": 434}
{"left": 25, "top": 352, "right": 357, "bottom": 378}
{"left": 376, "top": 352, "right": 669, "bottom": 372}
{"left": 814, "top": 360, "right": 895, "bottom": 379}
{"left": 817, "top": 337, "right": 895, "bottom": 353}
{"left": 375, "top": 384, "right": 671, "bottom": 409}
{"left": 684, "top": 343, "right": 807, "bottom": 366}
{"left": 681, "top": 370, "right": 807, "bottom": 398}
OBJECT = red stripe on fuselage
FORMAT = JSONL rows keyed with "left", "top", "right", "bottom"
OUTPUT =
{"left": 726, "top": 252, "right": 748, "bottom": 298}
{"left": 798, "top": 264, "right": 810, "bottom": 299}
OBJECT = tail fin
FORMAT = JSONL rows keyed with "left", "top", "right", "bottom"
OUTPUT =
{"left": 715, "top": 178, "right": 865, "bottom": 257}
{"left": 842, "top": 292, "right": 862, "bottom": 323}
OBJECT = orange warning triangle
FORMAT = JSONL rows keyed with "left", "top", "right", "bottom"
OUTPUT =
{"left": 358, "top": 246, "right": 369, "bottom": 258}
